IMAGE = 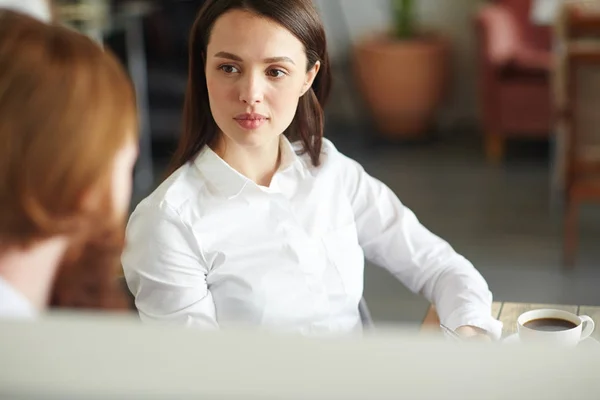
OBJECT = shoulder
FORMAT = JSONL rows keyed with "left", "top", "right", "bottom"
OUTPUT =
{"left": 293, "top": 138, "right": 365, "bottom": 181}
{"left": 133, "top": 160, "right": 208, "bottom": 220}
{"left": 293, "top": 138, "right": 358, "bottom": 170}
{"left": 124, "top": 163, "right": 204, "bottom": 256}
{"left": 0, "top": 276, "right": 36, "bottom": 319}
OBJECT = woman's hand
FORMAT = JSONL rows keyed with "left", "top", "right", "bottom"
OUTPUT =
{"left": 455, "top": 325, "right": 493, "bottom": 341}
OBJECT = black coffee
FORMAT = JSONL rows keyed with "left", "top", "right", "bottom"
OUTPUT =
{"left": 523, "top": 318, "right": 578, "bottom": 332}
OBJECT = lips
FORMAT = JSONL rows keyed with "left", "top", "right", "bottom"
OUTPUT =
{"left": 234, "top": 113, "right": 268, "bottom": 130}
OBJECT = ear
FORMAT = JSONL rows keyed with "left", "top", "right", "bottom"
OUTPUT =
{"left": 300, "top": 61, "right": 321, "bottom": 97}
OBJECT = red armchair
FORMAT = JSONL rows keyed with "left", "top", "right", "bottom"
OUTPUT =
{"left": 475, "top": 0, "right": 554, "bottom": 163}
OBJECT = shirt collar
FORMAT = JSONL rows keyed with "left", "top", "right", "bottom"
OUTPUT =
{"left": 193, "top": 135, "right": 303, "bottom": 198}
{"left": 278, "top": 135, "right": 300, "bottom": 172}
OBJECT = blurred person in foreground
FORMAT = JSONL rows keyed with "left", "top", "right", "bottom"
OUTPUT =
{"left": 0, "top": 10, "right": 138, "bottom": 318}
{"left": 122, "top": 0, "right": 502, "bottom": 340}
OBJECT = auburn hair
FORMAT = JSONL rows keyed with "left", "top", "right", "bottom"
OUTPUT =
{"left": 0, "top": 10, "right": 137, "bottom": 309}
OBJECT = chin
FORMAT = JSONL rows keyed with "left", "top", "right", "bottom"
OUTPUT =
{"left": 230, "top": 127, "right": 278, "bottom": 148}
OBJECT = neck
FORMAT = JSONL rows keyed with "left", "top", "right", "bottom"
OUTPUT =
{"left": 213, "top": 135, "right": 281, "bottom": 187}
{"left": 0, "top": 237, "right": 69, "bottom": 310}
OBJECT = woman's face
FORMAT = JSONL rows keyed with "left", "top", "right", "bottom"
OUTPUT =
{"left": 205, "top": 9, "right": 320, "bottom": 150}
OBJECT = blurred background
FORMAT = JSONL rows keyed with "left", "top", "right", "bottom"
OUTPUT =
{"left": 56, "top": 0, "right": 600, "bottom": 325}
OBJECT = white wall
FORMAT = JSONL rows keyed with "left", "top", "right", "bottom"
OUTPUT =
{"left": 315, "top": 0, "right": 486, "bottom": 127}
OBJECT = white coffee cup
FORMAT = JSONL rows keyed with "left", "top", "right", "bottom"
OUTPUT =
{"left": 517, "top": 309, "right": 595, "bottom": 346}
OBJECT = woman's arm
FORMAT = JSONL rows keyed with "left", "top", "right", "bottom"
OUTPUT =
{"left": 121, "top": 202, "right": 218, "bottom": 328}
{"left": 332, "top": 143, "right": 502, "bottom": 339}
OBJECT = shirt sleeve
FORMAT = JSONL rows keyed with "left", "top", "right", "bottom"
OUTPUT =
{"left": 333, "top": 145, "right": 503, "bottom": 339}
{"left": 121, "top": 201, "right": 218, "bottom": 329}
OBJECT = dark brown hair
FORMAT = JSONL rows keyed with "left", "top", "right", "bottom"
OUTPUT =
{"left": 167, "top": 0, "right": 331, "bottom": 174}
{"left": 0, "top": 11, "right": 137, "bottom": 309}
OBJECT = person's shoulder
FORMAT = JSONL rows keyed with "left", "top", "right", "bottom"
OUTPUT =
{"left": 132, "top": 160, "right": 208, "bottom": 221}
{"left": 293, "top": 137, "right": 356, "bottom": 173}
{"left": 320, "top": 137, "right": 342, "bottom": 158}
{"left": 0, "top": 275, "right": 36, "bottom": 319}
{"left": 294, "top": 137, "right": 341, "bottom": 157}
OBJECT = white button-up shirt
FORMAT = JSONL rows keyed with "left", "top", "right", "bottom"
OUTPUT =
{"left": 0, "top": 276, "right": 36, "bottom": 319}
{"left": 122, "top": 138, "right": 502, "bottom": 338}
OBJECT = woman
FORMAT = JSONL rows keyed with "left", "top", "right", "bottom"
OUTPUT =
{"left": 122, "top": 0, "right": 503, "bottom": 339}
{"left": 0, "top": 10, "right": 138, "bottom": 317}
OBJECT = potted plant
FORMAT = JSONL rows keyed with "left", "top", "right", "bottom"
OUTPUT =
{"left": 352, "top": 0, "right": 450, "bottom": 140}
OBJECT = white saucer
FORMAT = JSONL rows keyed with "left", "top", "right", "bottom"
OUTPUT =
{"left": 503, "top": 333, "right": 600, "bottom": 347}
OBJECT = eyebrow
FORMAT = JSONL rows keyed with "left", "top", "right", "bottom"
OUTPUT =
{"left": 213, "top": 51, "right": 295, "bottom": 65}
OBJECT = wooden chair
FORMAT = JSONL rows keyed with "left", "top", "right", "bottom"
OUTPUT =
{"left": 560, "top": 5, "right": 600, "bottom": 267}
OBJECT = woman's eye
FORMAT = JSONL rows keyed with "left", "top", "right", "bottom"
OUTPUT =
{"left": 219, "top": 65, "right": 239, "bottom": 74}
{"left": 267, "top": 69, "right": 286, "bottom": 78}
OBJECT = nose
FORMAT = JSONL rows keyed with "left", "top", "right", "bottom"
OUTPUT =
{"left": 238, "top": 72, "right": 264, "bottom": 105}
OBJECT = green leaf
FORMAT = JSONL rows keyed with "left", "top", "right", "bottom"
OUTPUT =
{"left": 392, "top": 0, "right": 416, "bottom": 39}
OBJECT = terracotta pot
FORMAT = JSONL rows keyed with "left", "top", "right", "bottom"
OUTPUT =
{"left": 352, "top": 33, "right": 450, "bottom": 139}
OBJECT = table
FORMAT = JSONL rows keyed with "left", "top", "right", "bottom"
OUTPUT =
{"left": 422, "top": 302, "right": 600, "bottom": 340}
